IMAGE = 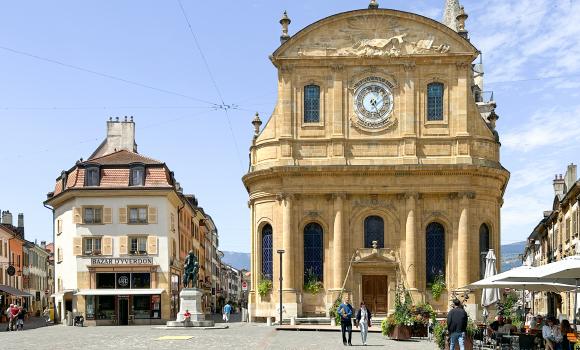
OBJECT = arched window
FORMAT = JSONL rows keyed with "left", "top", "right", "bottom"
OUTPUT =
{"left": 426, "top": 222, "right": 445, "bottom": 284}
{"left": 304, "top": 85, "right": 320, "bottom": 123}
{"left": 427, "top": 83, "right": 444, "bottom": 121}
{"left": 304, "top": 223, "right": 324, "bottom": 283}
{"left": 479, "top": 224, "right": 490, "bottom": 279}
{"left": 364, "top": 216, "right": 384, "bottom": 248}
{"left": 261, "top": 224, "right": 273, "bottom": 280}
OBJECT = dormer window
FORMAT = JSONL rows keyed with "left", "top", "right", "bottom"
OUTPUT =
{"left": 85, "top": 166, "right": 100, "bottom": 186}
{"left": 130, "top": 166, "right": 145, "bottom": 186}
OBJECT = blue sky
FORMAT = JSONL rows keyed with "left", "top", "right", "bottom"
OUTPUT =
{"left": 1, "top": 0, "right": 579, "bottom": 252}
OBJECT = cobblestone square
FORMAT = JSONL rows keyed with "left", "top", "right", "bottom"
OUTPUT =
{"left": 0, "top": 318, "right": 436, "bottom": 350}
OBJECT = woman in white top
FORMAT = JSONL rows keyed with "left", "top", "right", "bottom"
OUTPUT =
{"left": 355, "top": 301, "right": 372, "bottom": 346}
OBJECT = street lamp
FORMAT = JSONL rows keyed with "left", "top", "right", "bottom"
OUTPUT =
{"left": 277, "top": 249, "right": 285, "bottom": 325}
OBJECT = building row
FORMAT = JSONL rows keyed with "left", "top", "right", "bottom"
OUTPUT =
{"left": 43, "top": 118, "right": 246, "bottom": 325}
{"left": 522, "top": 163, "right": 580, "bottom": 320}
{"left": 0, "top": 211, "right": 54, "bottom": 320}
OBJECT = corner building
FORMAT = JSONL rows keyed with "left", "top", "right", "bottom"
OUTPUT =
{"left": 45, "top": 119, "right": 201, "bottom": 325}
{"left": 243, "top": 3, "right": 509, "bottom": 320}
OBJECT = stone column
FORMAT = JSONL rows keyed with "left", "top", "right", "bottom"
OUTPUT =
{"left": 405, "top": 193, "right": 417, "bottom": 290}
{"left": 281, "top": 194, "right": 294, "bottom": 290}
{"left": 333, "top": 194, "right": 344, "bottom": 289}
{"left": 457, "top": 193, "right": 471, "bottom": 288}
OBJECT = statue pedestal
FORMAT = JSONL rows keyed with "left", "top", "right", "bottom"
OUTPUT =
{"left": 166, "top": 288, "right": 214, "bottom": 327}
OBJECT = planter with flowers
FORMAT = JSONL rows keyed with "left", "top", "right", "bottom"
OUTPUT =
{"left": 381, "top": 285, "right": 414, "bottom": 340}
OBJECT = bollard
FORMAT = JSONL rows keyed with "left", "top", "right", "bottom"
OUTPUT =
{"left": 266, "top": 316, "right": 272, "bottom": 326}
{"left": 290, "top": 316, "right": 296, "bottom": 326}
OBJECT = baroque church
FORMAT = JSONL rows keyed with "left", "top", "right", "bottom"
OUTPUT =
{"left": 243, "top": 0, "right": 509, "bottom": 320}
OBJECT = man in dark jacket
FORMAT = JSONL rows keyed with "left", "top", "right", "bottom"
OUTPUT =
{"left": 447, "top": 299, "right": 468, "bottom": 350}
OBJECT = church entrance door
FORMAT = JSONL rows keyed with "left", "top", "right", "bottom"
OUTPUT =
{"left": 362, "top": 275, "right": 388, "bottom": 314}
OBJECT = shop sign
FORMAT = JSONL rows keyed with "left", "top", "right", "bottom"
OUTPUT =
{"left": 91, "top": 257, "right": 154, "bottom": 265}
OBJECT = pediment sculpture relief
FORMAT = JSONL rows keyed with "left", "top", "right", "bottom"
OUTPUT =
{"left": 297, "top": 34, "right": 450, "bottom": 58}
{"left": 292, "top": 16, "right": 453, "bottom": 58}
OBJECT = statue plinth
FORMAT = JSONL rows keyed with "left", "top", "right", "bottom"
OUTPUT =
{"left": 166, "top": 288, "right": 215, "bottom": 327}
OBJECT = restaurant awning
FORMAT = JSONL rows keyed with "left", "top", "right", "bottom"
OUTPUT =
{"left": 0, "top": 284, "right": 33, "bottom": 297}
{"left": 75, "top": 289, "right": 164, "bottom": 296}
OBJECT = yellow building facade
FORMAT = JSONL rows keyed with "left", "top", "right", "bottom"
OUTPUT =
{"left": 243, "top": 5, "right": 509, "bottom": 320}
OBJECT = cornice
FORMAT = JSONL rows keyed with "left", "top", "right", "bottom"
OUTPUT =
{"left": 243, "top": 164, "right": 509, "bottom": 186}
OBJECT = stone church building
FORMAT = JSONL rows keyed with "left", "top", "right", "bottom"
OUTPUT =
{"left": 243, "top": 0, "right": 509, "bottom": 320}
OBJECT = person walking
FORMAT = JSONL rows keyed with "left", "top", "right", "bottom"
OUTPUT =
{"left": 5, "top": 304, "right": 14, "bottom": 331}
{"left": 355, "top": 301, "right": 372, "bottom": 346}
{"left": 447, "top": 299, "right": 468, "bottom": 350}
{"left": 337, "top": 296, "right": 353, "bottom": 346}
{"left": 223, "top": 301, "right": 232, "bottom": 323}
{"left": 43, "top": 306, "right": 51, "bottom": 325}
{"left": 16, "top": 306, "right": 26, "bottom": 331}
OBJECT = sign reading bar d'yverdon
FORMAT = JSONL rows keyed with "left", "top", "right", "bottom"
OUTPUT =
{"left": 91, "top": 257, "right": 154, "bottom": 265}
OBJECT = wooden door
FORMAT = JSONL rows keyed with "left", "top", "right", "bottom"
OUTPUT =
{"left": 362, "top": 275, "right": 388, "bottom": 314}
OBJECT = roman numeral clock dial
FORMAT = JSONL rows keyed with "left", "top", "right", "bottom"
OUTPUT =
{"left": 353, "top": 76, "right": 394, "bottom": 129}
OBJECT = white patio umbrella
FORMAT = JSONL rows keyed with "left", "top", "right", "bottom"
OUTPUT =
{"left": 465, "top": 262, "right": 575, "bottom": 323}
{"left": 499, "top": 255, "right": 580, "bottom": 328}
{"left": 480, "top": 250, "right": 501, "bottom": 323}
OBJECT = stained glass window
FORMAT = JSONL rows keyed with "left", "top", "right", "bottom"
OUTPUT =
{"left": 426, "top": 222, "right": 445, "bottom": 284}
{"left": 304, "top": 223, "right": 323, "bottom": 283}
{"left": 427, "top": 83, "right": 444, "bottom": 121}
{"left": 364, "top": 216, "right": 384, "bottom": 248}
{"left": 261, "top": 224, "right": 273, "bottom": 280}
{"left": 479, "top": 224, "right": 490, "bottom": 279}
{"left": 304, "top": 85, "right": 320, "bottom": 123}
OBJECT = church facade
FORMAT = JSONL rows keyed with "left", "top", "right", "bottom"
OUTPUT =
{"left": 243, "top": 1, "right": 509, "bottom": 320}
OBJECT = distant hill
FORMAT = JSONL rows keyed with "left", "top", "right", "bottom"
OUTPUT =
{"left": 222, "top": 251, "right": 250, "bottom": 271}
{"left": 221, "top": 241, "right": 527, "bottom": 273}
{"left": 500, "top": 241, "right": 527, "bottom": 272}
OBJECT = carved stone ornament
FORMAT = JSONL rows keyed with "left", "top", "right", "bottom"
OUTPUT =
{"left": 297, "top": 34, "right": 451, "bottom": 58}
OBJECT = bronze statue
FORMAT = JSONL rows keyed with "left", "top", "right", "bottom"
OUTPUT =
{"left": 183, "top": 250, "right": 199, "bottom": 288}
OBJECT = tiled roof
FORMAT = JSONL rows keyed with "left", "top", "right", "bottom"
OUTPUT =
{"left": 84, "top": 150, "right": 163, "bottom": 165}
{"left": 51, "top": 151, "right": 172, "bottom": 197}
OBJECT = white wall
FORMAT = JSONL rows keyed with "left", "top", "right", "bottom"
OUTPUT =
{"left": 54, "top": 195, "right": 178, "bottom": 292}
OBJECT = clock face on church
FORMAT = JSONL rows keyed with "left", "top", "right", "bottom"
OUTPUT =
{"left": 353, "top": 77, "right": 394, "bottom": 128}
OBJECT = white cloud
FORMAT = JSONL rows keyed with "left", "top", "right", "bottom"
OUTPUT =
{"left": 501, "top": 106, "right": 580, "bottom": 152}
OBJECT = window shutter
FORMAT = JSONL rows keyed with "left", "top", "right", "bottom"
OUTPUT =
{"left": 148, "top": 207, "right": 157, "bottom": 224}
{"left": 57, "top": 219, "right": 63, "bottom": 235}
{"left": 119, "top": 236, "right": 128, "bottom": 255}
{"left": 73, "top": 237, "right": 82, "bottom": 256}
{"left": 103, "top": 208, "right": 113, "bottom": 224}
{"left": 119, "top": 207, "right": 127, "bottom": 224}
{"left": 73, "top": 207, "right": 82, "bottom": 224}
{"left": 102, "top": 236, "right": 113, "bottom": 255}
{"left": 147, "top": 236, "right": 158, "bottom": 255}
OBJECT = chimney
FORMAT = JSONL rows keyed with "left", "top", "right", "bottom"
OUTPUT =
{"left": 89, "top": 117, "right": 138, "bottom": 159}
{"left": 553, "top": 174, "right": 565, "bottom": 196}
{"left": 41, "top": 241, "right": 46, "bottom": 249}
{"left": 2, "top": 210, "right": 13, "bottom": 225}
{"left": 17, "top": 213, "right": 24, "bottom": 229}
{"left": 564, "top": 163, "right": 577, "bottom": 192}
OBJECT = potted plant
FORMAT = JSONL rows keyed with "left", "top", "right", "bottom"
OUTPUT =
{"left": 431, "top": 274, "right": 446, "bottom": 301}
{"left": 381, "top": 285, "right": 414, "bottom": 340}
{"left": 328, "top": 297, "right": 342, "bottom": 326}
{"left": 411, "top": 302, "right": 436, "bottom": 337}
{"left": 433, "top": 318, "right": 477, "bottom": 350}
{"left": 303, "top": 268, "right": 324, "bottom": 294}
{"left": 257, "top": 276, "right": 273, "bottom": 299}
